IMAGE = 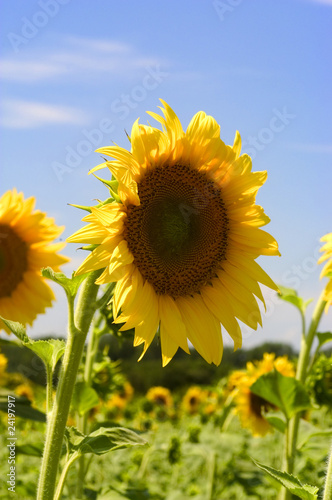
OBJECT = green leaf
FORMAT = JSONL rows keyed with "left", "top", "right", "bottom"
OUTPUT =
{"left": 277, "top": 286, "right": 312, "bottom": 314}
{"left": 72, "top": 381, "right": 100, "bottom": 416}
{"left": 0, "top": 395, "right": 46, "bottom": 422}
{"left": 64, "top": 426, "right": 147, "bottom": 458}
{"left": 297, "top": 419, "right": 332, "bottom": 449}
{"left": 0, "top": 317, "right": 30, "bottom": 342}
{"left": 24, "top": 339, "right": 65, "bottom": 372}
{"left": 252, "top": 458, "right": 318, "bottom": 499}
{"left": 250, "top": 369, "right": 312, "bottom": 420}
{"left": 42, "top": 267, "right": 89, "bottom": 298}
{"left": 64, "top": 426, "right": 85, "bottom": 454}
{"left": 16, "top": 443, "right": 44, "bottom": 457}
{"left": 264, "top": 411, "right": 287, "bottom": 433}
{"left": 73, "top": 427, "right": 147, "bottom": 456}
{"left": 316, "top": 331, "right": 332, "bottom": 348}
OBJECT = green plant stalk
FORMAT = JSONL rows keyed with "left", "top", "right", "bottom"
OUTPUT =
{"left": 279, "top": 291, "right": 327, "bottom": 500}
{"left": 207, "top": 451, "right": 216, "bottom": 500}
{"left": 323, "top": 441, "right": 332, "bottom": 500}
{"left": 36, "top": 271, "right": 101, "bottom": 500}
{"left": 76, "top": 317, "right": 101, "bottom": 498}
{"left": 46, "top": 365, "right": 53, "bottom": 415}
{"left": 54, "top": 452, "right": 80, "bottom": 500}
{"left": 75, "top": 283, "right": 115, "bottom": 497}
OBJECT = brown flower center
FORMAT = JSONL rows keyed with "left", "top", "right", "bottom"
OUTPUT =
{"left": 0, "top": 225, "right": 28, "bottom": 298}
{"left": 124, "top": 164, "right": 228, "bottom": 298}
{"left": 249, "top": 391, "right": 275, "bottom": 418}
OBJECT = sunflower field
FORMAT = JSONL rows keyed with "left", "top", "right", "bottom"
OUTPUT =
{"left": 0, "top": 336, "right": 332, "bottom": 499}
{"left": 0, "top": 66, "right": 331, "bottom": 500}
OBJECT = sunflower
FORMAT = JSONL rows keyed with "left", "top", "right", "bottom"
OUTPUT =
{"left": 229, "top": 353, "right": 295, "bottom": 436}
{"left": 0, "top": 189, "right": 69, "bottom": 332}
{"left": 118, "top": 381, "right": 134, "bottom": 402}
{"left": 146, "top": 386, "right": 173, "bottom": 408}
{"left": 318, "top": 232, "right": 332, "bottom": 311}
{"left": 68, "top": 100, "right": 280, "bottom": 366}
{"left": 15, "top": 382, "right": 34, "bottom": 402}
{"left": 0, "top": 352, "right": 8, "bottom": 384}
{"left": 182, "top": 386, "right": 207, "bottom": 414}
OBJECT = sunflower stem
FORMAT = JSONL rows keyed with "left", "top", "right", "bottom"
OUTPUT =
{"left": 76, "top": 314, "right": 103, "bottom": 498}
{"left": 45, "top": 366, "right": 53, "bottom": 415}
{"left": 207, "top": 451, "right": 216, "bottom": 500}
{"left": 54, "top": 452, "right": 80, "bottom": 500}
{"left": 36, "top": 270, "right": 101, "bottom": 500}
{"left": 323, "top": 440, "right": 332, "bottom": 500}
{"left": 279, "top": 291, "right": 327, "bottom": 500}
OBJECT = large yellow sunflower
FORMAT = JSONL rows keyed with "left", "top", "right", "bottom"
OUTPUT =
{"left": 68, "top": 100, "right": 280, "bottom": 366}
{"left": 229, "top": 353, "right": 295, "bottom": 436}
{"left": 0, "top": 189, "right": 69, "bottom": 332}
{"left": 318, "top": 232, "right": 332, "bottom": 311}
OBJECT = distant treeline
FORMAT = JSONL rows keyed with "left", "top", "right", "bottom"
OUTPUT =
{"left": 1, "top": 332, "right": 299, "bottom": 393}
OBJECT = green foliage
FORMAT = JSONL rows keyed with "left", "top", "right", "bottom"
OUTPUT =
{"left": 316, "top": 332, "right": 332, "bottom": 349}
{"left": 72, "top": 381, "right": 100, "bottom": 416}
{"left": 41, "top": 267, "right": 89, "bottom": 298}
{"left": 23, "top": 339, "right": 65, "bottom": 373}
{"left": 307, "top": 353, "right": 332, "bottom": 406}
{"left": 252, "top": 458, "right": 319, "bottom": 499}
{"left": 250, "top": 369, "right": 312, "bottom": 420}
{"left": 65, "top": 426, "right": 147, "bottom": 456}
{"left": 0, "top": 317, "right": 30, "bottom": 342}
{"left": 0, "top": 392, "right": 46, "bottom": 422}
{"left": 264, "top": 411, "right": 287, "bottom": 433}
{"left": 277, "top": 286, "right": 313, "bottom": 315}
{"left": 167, "top": 436, "right": 181, "bottom": 464}
{"left": 0, "top": 318, "right": 65, "bottom": 381}
{"left": 297, "top": 419, "right": 332, "bottom": 450}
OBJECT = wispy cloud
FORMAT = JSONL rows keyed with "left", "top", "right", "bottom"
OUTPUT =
{"left": 0, "top": 60, "right": 65, "bottom": 82}
{"left": 0, "top": 35, "right": 166, "bottom": 84}
{"left": 0, "top": 99, "right": 88, "bottom": 129}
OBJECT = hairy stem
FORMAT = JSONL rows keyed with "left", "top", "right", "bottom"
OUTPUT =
{"left": 323, "top": 441, "right": 332, "bottom": 500}
{"left": 279, "top": 292, "right": 326, "bottom": 500}
{"left": 36, "top": 271, "right": 100, "bottom": 500}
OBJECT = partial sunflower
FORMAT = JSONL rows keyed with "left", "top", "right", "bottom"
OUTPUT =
{"left": 0, "top": 352, "right": 8, "bottom": 384}
{"left": 0, "top": 189, "right": 69, "bottom": 332}
{"left": 15, "top": 382, "right": 34, "bottom": 402}
{"left": 68, "top": 100, "right": 280, "bottom": 366}
{"left": 146, "top": 386, "right": 173, "bottom": 408}
{"left": 229, "top": 353, "right": 295, "bottom": 436}
{"left": 318, "top": 232, "right": 332, "bottom": 312}
{"left": 182, "top": 386, "right": 207, "bottom": 415}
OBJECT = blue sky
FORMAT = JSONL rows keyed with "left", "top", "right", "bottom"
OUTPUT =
{"left": 1, "top": 0, "right": 331, "bottom": 350}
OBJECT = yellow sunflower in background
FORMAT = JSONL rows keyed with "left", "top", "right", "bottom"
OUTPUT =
{"left": 0, "top": 352, "right": 8, "bottom": 384}
{"left": 68, "top": 100, "right": 280, "bottom": 366}
{"left": 146, "top": 386, "right": 173, "bottom": 408}
{"left": 15, "top": 382, "right": 34, "bottom": 402}
{"left": 229, "top": 353, "right": 295, "bottom": 436}
{"left": 0, "top": 189, "right": 69, "bottom": 332}
{"left": 318, "top": 232, "right": 332, "bottom": 311}
{"left": 182, "top": 386, "right": 207, "bottom": 414}
{"left": 118, "top": 381, "right": 134, "bottom": 403}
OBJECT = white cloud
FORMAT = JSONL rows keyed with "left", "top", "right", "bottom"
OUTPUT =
{"left": 0, "top": 99, "right": 88, "bottom": 129}
{"left": 0, "top": 35, "right": 166, "bottom": 83}
{"left": 0, "top": 60, "right": 65, "bottom": 83}
{"left": 63, "top": 35, "right": 131, "bottom": 53}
